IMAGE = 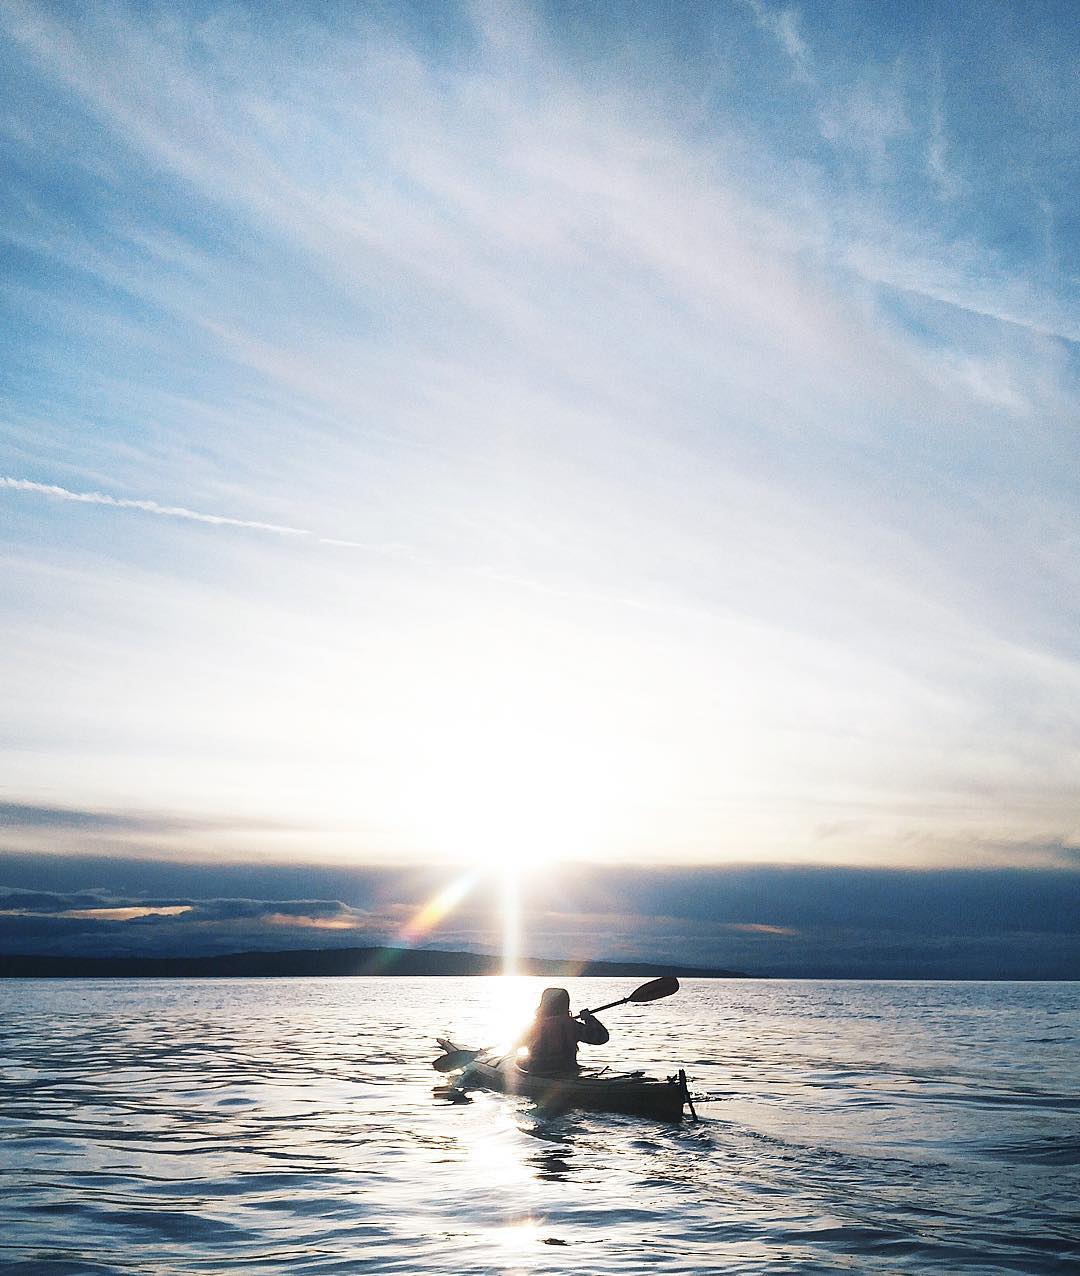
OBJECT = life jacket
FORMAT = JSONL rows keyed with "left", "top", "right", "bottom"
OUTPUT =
{"left": 526, "top": 1014, "right": 579, "bottom": 1073}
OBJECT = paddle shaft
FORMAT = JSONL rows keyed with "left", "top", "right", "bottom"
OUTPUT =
{"left": 578, "top": 994, "right": 633, "bottom": 1017}
{"left": 579, "top": 975, "right": 680, "bottom": 1018}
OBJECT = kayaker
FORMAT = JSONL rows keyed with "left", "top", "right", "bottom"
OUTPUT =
{"left": 520, "top": 986, "right": 609, "bottom": 1074}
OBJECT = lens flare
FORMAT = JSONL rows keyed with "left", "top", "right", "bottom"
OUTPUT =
{"left": 397, "top": 874, "right": 476, "bottom": 945}
{"left": 394, "top": 864, "right": 525, "bottom": 978}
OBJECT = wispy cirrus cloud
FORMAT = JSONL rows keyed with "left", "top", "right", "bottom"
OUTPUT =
{"left": 742, "top": 0, "right": 814, "bottom": 84}
{"left": 0, "top": 802, "right": 319, "bottom": 863}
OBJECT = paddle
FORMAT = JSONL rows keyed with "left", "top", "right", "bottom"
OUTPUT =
{"left": 578, "top": 975, "right": 679, "bottom": 1018}
{"left": 431, "top": 976, "right": 681, "bottom": 1071}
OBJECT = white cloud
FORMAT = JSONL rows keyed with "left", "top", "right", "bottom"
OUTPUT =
{"left": 926, "top": 60, "right": 962, "bottom": 203}
{"left": 818, "top": 69, "right": 911, "bottom": 178}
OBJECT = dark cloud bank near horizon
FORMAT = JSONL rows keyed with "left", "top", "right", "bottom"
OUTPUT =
{"left": 1, "top": 853, "right": 1077, "bottom": 979}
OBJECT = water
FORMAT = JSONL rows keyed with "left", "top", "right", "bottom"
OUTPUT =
{"left": 1, "top": 977, "right": 1077, "bottom": 1274}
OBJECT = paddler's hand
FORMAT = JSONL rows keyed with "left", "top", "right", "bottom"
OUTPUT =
{"left": 576, "top": 1009, "right": 609, "bottom": 1044}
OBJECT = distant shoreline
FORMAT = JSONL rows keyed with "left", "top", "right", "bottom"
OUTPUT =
{"left": 0, "top": 946, "right": 753, "bottom": 980}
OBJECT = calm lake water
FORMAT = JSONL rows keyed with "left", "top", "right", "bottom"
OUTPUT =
{"left": 1, "top": 976, "right": 1077, "bottom": 1274}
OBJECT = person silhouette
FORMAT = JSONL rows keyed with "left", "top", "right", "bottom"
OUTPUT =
{"left": 520, "top": 987, "right": 609, "bottom": 1074}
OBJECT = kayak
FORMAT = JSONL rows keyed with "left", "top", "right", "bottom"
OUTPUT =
{"left": 436, "top": 1038, "right": 692, "bottom": 1122}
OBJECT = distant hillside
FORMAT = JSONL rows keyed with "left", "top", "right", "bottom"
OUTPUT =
{"left": 0, "top": 946, "right": 752, "bottom": 979}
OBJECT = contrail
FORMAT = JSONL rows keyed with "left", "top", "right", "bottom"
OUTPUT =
{"left": 0, "top": 475, "right": 434, "bottom": 565}
{"left": 0, "top": 477, "right": 310, "bottom": 537}
{"left": 0, "top": 476, "right": 582, "bottom": 588}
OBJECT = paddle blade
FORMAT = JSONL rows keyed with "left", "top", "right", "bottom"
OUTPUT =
{"left": 432, "top": 1048, "right": 481, "bottom": 1073}
{"left": 628, "top": 975, "right": 680, "bottom": 1004}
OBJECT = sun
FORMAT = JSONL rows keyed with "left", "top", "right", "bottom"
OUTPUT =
{"left": 357, "top": 619, "right": 662, "bottom": 883}
{"left": 404, "top": 697, "right": 618, "bottom": 872}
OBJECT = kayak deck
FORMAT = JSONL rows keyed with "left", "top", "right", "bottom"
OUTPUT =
{"left": 437, "top": 1039, "right": 690, "bottom": 1121}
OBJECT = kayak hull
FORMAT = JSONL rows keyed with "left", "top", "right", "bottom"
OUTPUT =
{"left": 439, "top": 1040, "right": 688, "bottom": 1121}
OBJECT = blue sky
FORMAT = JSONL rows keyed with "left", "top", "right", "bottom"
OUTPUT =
{"left": 2, "top": 0, "right": 1078, "bottom": 915}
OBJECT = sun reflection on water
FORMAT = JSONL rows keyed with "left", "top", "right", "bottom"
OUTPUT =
{"left": 492, "top": 1217, "right": 540, "bottom": 1253}
{"left": 484, "top": 973, "right": 545, "bottom": 1052}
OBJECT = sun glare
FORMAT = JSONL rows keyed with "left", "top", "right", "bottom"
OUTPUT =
{"left": 404, "top": 690, "right": 625, "bottom": 875}
{"left": 485, "top": 972, "right": 548, "bottom": 1052}
{"left": 379, "top": 644, "right": 641, "bottom": 971}
{"left": 501, "top": 866, "right": 520, "bottom": 975}
{"left": 400, "top": 705, "right": 595, "bottom": 974}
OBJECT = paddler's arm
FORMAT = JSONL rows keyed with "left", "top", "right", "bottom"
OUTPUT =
{"left": 575, "top": 1010, "right": 609, "bottom": 1045}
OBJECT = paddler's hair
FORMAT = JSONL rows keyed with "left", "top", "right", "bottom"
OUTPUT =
{"left": 537, "top": 987, "right": 571, "bottom": 1017}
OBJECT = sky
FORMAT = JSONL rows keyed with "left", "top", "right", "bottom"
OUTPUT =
{"left": 1, "top": 1, "right": 1078, "bottom": 974}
